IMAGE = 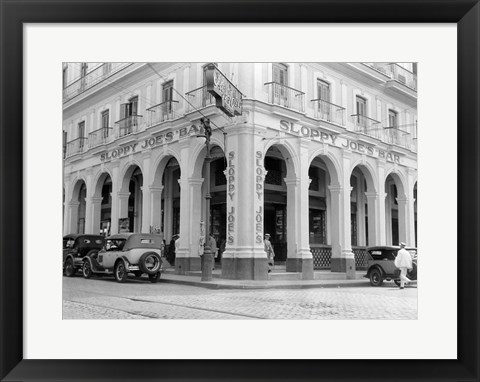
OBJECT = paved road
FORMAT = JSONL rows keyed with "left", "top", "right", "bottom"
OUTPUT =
{"left": 63, "top": 276, "right": 417, "bottom": 320}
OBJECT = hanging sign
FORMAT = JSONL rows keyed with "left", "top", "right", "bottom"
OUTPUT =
{"left": 205, "top": 63, "right": 243, "bottom": 117}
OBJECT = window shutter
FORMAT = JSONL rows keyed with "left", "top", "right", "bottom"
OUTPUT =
{"left": 120, "top": 103, "right": 127, "bottom": 119}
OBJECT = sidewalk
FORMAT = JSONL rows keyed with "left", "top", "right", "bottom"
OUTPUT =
{"left": 160, "top": 265, "right": 370, "bottom": 290}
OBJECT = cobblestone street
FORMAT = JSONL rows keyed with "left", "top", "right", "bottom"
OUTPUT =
{"left": 63, "top": 276, "right": 417, "bottom": 320}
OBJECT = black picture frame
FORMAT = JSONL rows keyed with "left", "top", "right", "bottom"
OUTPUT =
{"left": 1, "top": 1, "right": 479, "bottom": 381}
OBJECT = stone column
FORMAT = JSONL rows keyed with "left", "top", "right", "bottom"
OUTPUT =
{"left": 141, "top": 156, "right": 151, "bottom": 233}
{"left": 187, "top": 177, "right": 204, "bottom": 271}
{"left": 406, "top": 169, "right": 417, "bottom": 246}
{"left": 221, "top": 125, "right": 267, "bottom": 280}
{"left": 376, "top": 162, "right": 387, "bottom": 245}
{"left": 116, "top": 192, "right": 130, "bottom": 232}
{"left": 175, "top": 140, "right": 195, "bottom": 274}
{"left": 68, "top": 201, "right": 80, "bottom": 234}
{"left": 149, "top": 186, "right": 164, "bottom": 230}
{"left": 365, "top": 192, "right": 379, "bottom": 246}
{"left": 63, "top": 177, "right": 72, "bottom": 235}
{"left": 109, "top": 165, "right": 120, "bottom": 234}
{"left": 329, "top": 153, "right": 355, "bottom": 278}
{"left": 357, "top": 177, "right": 367, "bottom": 246}
{"left": 85, "top": 197, "right": 103, "bottom": 234}
{"left": 284, "top": 140, "right": 313, "bottom": 279}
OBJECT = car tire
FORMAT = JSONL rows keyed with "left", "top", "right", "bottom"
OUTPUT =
{"left": 114, "top": 260, "right": 128, "bottom": 283}
{"left": 138, "top": 252, "right": 161, "bottom": 275}
{"left": 82, "top": 260, "right": 93, "bottom": 279}
{"left": 369, "top": 268, "right": 383, "bottom": 287}
{"left": 64, "top": 258, "right": 75, "bottom": 277}
{"left": 148, "top": 272, "right": 161, "bottom": 283}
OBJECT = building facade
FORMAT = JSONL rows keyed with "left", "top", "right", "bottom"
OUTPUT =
{"left": 63, "top": 62, "right": 418, "bottom": 280}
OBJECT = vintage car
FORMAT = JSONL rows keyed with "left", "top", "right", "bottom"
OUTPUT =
{"left": 81, "top": 233, "right": 163, "bottom": 283}
{"left": 364, "top": 246, "right": 417, "bottom": 286}
{"left": 63, "top": 234, "right": 105, "bottom": 277}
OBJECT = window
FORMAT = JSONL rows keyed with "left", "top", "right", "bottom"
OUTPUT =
{"left": 356, "top": 96, "right": 367, "bottom": 127}
{"left": 101, "top": 110, "right": 109, "bottom": 138}
{"left": 63, "top": 131, "right": 67, "bottom": 158}
{"left": 273, "top": 63, "right": 288, "bottom": 85}
{"left": 265, "top": 157, "right": 283, "bottom": 186}
{"left": 388, "top": 109, "right": 398, "bottom": 128}
{"left": 162, "top": 80, "right": 174, "bottom": 113}
{"left": 120, "top": 96, "right": 139, "bottom": 119}
{"left": 63, "top": 66, "right": 68, "bottom": 89}
{"left": 80, "top": 63, "right": 88, "bottom": 78}
{"left": 78, "top": 121, "right": 85, "bottom": 148}
{"left": 317, "top": 80, "right": 331, "bottom": 120}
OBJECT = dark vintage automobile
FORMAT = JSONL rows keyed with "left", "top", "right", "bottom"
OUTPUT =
{"left": 81, "top": 233, "right": 164, "bottom": 283}
{"left": 63, "top": 234, "right": 105, "bottom": 277}
{"left": 364, "top": 246, "right": 417, "bottom": 286}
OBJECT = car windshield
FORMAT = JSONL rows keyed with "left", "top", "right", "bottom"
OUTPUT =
{"left": 106, "top": 239, "right": 126, "bottom": 251}
{"left": 63, "top": 238, "right": 75, "bottom": 249}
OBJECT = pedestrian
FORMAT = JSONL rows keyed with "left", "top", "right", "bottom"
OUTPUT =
{"left": 394, "top": 242, "right": 412, "bottom": 289}
{"left": 264, "top": 233, "right": 275, "bottom": 273}
{"left": 208, "top": 234, "right": 218, "bottom": 270}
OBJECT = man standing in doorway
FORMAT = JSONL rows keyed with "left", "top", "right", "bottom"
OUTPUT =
{"left": 264, "top": 233, "right": 275, "bottom": 273}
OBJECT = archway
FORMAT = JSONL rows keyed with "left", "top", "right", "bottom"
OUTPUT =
{"left": 70, "top": 179, "right": 86, "bottom": 234}
{"left": 93, "top": 172, "right": 112, "bottom": 236}
{"left": 119, "top": 164, "right": 143, "bottom": 233}
{"left": 264, "top": 145, "right": 290, "bottom": 263}
{"left": 384, "top": 172, "right": 407, "bottom": 245}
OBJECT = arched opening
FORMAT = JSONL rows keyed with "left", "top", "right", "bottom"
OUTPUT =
{"left": 93, "top": 173, "right": 112, "bottom": 236}
{"left": 308, "top": 157, "right": 331, "bottom": 269}
{"left": 264, "top": 146, "right": 289, "bottom": 262}
{"left": 207, "top": 146, "right": 227, "bottom": 263}
{"left": 161, "top": 157, "right": 181, "bottom": 240}
{"left": 384, "top": 173, "right": 407, "bottom": 245}
{"left": 120, "top": 165, "right": 143, "bottom": 233}
{"left": 75, "top": 181, "right": 87, "bottom": 234}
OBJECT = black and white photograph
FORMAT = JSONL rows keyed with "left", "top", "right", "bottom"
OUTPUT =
{"left": 62, "top": 62, "right": 418, "bottom": 320}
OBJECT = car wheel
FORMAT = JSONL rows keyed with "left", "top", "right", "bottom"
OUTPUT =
{"left": 148, "top": 272, "right": 161, "bottom": 283}
{"left": 369, "top": 268, "right": 383, "bottom": 287}
{"left": 64, "top": 258, "right": 75, "bottom": 277}
{"left": 139, "top": 252, "right": 161, "bottom": 275}
{"left": 114, "top": 261, "right": 128, "bottom": 283}
{"left": 82, "top": 260, "right": 93, "bottom": 279}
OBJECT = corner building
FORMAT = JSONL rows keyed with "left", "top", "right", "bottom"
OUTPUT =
{"left": 63, "top": 62, "right": 418, "bottom": 280}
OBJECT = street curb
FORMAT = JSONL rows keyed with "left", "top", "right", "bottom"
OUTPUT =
{"left": 159, "top": 278, "right": 370, "bottom": 290}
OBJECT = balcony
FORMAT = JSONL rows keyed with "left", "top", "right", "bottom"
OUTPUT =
{"left": 383, "top": 125, "right": 417, "bottom": 152}
{"left": 115, "top": 115, "right": 143, "bottom": 137}
{"left": 65, "top": 137, "right": 88, "bottom": 157}
{"left": 387, "top": 63, "right": 417, "bottom": 91}
{"left": 63, "top": 63, "right": 133, "bottom": 102}
{"left": 264, "top": 82, "right": 305, "bottom": 113}
{"left": 351, "top": 114, "right": 382, "bottom": 139}
{"left": 311, "top": 99, "right": 345, "bottom": 126}
{"left": 88, "top": 127, "right": 113, "bottom": 148}
{"left": 146, "top": 100, "right": 179, "bottom": 127}
{"left": 185, "top": 86, "right": 215, "bottom": 113}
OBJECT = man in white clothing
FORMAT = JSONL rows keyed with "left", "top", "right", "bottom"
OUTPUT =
{"left": 394, "top": 242, "right": 413, "bottom": 289}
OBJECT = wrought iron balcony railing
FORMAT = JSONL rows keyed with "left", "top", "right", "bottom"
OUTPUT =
{"left": 185, "top": 86, "right": 215, "bottom": 113}
{"left": 387, "top": 63, "right": 417, "bottom": 90}
{"left": 383, "top": 125, "right": 418, "bottom": 152}
{"left": 115, "top": 115, "right": 143, "bottom": 137}
{"left": 264, "top": 82, "right": 305, "bottom": 113}
{"left": 351, "top": 114, "right": 382, "bottom": 139}
{"left": 88, "top": 127, "right": 113, "bottom": 148}
{"left": 311, "top": 99, "right": 346, "bottom": 126}
{"left": 146, "top": 100, "right": 179, "bottom": 127}
{"left": 63, "top": 63, "right": 133, "bottom": 102}
{"left": 65, "top": 137, "right": 88, "bottom": 157}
